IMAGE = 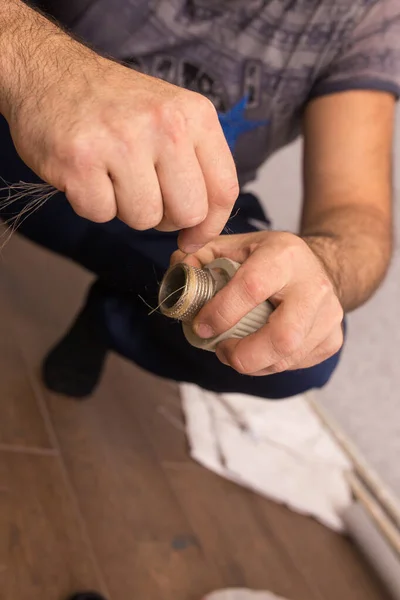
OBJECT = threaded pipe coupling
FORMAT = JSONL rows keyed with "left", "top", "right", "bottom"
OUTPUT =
{"left": 158, "top": 258, "right": 274, "bottom": 352}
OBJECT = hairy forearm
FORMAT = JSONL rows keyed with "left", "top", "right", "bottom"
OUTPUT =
{"left": 0, "top": 1, "right": 59, "bottom": 117}
{"left": 301, "top": 203, "right": 392, "bottom": 312}
{"left": 0, "top": 0, "right": 96, "bottom": 121}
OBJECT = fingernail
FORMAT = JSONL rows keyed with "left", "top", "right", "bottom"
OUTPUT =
{"left": 183, "top": 244, "right": 203, "bottom": 254}
{"left": 195, "top": 323, "right": 215, "bottom": 339}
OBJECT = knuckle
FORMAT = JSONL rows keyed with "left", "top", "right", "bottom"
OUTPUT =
{"left": 240, "top": 271, "right": 265, "bottom": 306}
{"left": 155, "top": 102, "right": 187, "bottom": 139}
{"left": 279, "top": 234, "right": 301, "bottom": 262}
{"left": 212, "top": 303, "right": 233, "bottom": 332}
{"left": 279, "top": 231, "right": 298, "bottom": 246}
{"left": 64, "top": 186, "right": 91, "bottom": 220}
{"left": 201, "top": 298, "right": 235, "bottom": 335}
{"left": 325, "top": 294, "right": 344, "bottom": 324}
{"left": 229, "top": 352, "right": 252, "bottom": 375}
{"left": 316, "top": 275, "right": 334, "bottom": 301}
{"left": 132, "top": 212, "right": 163, "bottom": 230}
{"left": 216, "top": 178, "right": 240, "bottom": 208}
{"left": 270, "top": 324, "right": 302, "bottom": 358}
{"left": 69, "top": 198, "right": 88, "bottom": 219}
{"left": 122, "top": 201, "right": 163, "bottom": 230}
{"left": 330, "top": 329, "right": 344, "bottom": 355}
{"left": 330, "top": 340, "right": 342, "bottom": 356}
{"left": 195, "top": 94, "right": 217, "bottom": 120}
{"left": 70, "top": 195, "right": 116, "bottom": 223}
{"left": 268, "top": 358, "right": 291, "bottom": 374}
{"left": 319, "top": 331, "right": 343, "bottom": 361}
{"left": 88, "top": 205, "right": 117, "bottom": 223}
{"left": 226, "top": 178, "right": 240, "bottom": 201}
{"left": 172, "top": 208, "right": 207, "bottom": 229}
{"left": 334, "top": 300, "right": 345, "bottom": 323}
{"left": 66, "top": 135, "right": 97, "bottom": 172}
{"left": 133, "top": 219, "right": 156, "bottom": 231}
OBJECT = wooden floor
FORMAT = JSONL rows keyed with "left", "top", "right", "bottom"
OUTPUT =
{"left": 0, "top": 234, "right": 391, "bottom": 600}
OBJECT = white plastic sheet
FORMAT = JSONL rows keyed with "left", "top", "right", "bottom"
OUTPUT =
{"left": 181, "top": 384, "right": 352, "bottom": 530}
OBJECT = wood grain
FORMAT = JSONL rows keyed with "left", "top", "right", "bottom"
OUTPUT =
{"left": 251, "top": 492, "right": 391, "bottom": 600}
{"left": 0, "top": 277, "right": 52, "bottom": 450}
{"left": 0, "top": 452, "right": 106, "bottom": 600}
{"left": 42, "top": 357, "right": 223, "bottom": 600}
{"left": 0, "top": 233, "right": 393, "bottom": 600}
{"left": 165, "top": 464, "right": 315, "bottom": 600}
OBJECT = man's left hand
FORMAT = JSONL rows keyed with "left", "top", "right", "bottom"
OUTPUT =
{"left": 171, "top": 231, "right": 344, "bottom": 376}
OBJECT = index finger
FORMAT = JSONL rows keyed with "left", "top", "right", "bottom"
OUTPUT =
{"left": 192, "top": 247, "right": 286, "bottom": 339}
{"left": 178, "top": 117, "right": 239, "bottom": 253}
{"left": 215, "top": 290, "right": 318, "bottom": 375}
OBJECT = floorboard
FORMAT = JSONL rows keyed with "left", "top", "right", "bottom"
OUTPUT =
{"left": 0, "top": 233, "right": 392, "bottom": 600}
{"left": 0, "top": 451, "right": 106, "bottom": 600}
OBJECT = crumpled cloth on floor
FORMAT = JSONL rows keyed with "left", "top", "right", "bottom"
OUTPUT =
{"left": 181, "top": 384, "right": 352, "bottom": 531}
{"left": 205, "top": 590, "right": 288, "bottom": 600}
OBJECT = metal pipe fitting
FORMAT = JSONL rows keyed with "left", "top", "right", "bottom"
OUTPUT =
{"left": 159, "top": 258, "right": 274, "bottom": 352}
{"left": 158, "top": 263, "right": 216, "bottom": 323}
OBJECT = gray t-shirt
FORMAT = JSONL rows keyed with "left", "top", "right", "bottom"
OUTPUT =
{"left": 38, "top": 0, "right": 400, "bottom": 185}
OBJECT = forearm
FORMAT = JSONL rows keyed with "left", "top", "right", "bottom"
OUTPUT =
{"left": 0, "top": 0, "right": 94, "bottom": 121}
{"left": 301, "top": 202, "right": 392, "bottom": 312}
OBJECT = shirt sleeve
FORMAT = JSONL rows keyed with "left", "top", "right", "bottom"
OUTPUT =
{"left": 310, "top": 0, "right": 400, "bottom": 100}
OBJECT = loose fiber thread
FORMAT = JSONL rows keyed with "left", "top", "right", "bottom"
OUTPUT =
{"left": 0, "top": 180, "right": 58, "bottom": 249}
{"left": 138, "top": 284, "right": 188, "bottom": 317}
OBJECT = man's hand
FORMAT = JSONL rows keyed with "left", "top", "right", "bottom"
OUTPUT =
{"left": 169, "top": 90, "right": 394, "bottom": 377}
{"left": 172, "top": 231, "right": 344, "bottom": 375}
{"left": 0, "top": 1, "right": 238, "bottom": 252}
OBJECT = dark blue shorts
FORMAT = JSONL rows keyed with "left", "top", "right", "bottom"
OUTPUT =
{"left": 0, "top": 116, "right": 342, "bottom": 399}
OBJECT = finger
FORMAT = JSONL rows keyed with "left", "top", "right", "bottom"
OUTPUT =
{"left": 178, "top": 118, "right": 239, "bottom": 252}
{"left": 109, "top": 154, "right": 164, "bottom": 230}
{"left": 193, "top": 245, "right": 291, "bottom": 339}
{"left": 171, "top": 243, "right": 218, "bottom": 269}
{"left": 156, "top": 138, "right": 208, "bottom": 231}
{"left": 253, "top": 326, "right": 344, "bottom": 375}
{"left": 285, "top": 300, "right": 344, "bottom": 371}
{"left": 155, "top": 221, "right": 181, "bottom": 232}
{"left": 170, "top": 249, "right": 188, "bottom": 266}
{"left": 214, "top": 287, "right": 318, "bottom": 374}
{"left": 170, "top": 232, "right": 258, "bottom": 268}
{"left": 247, "top": 298, "right": 344, "bottom": 375}
{"left": 65, "top": 170, "right": 117, "bottom": 223}
{"left": 170, "top": 251, "right": 203, "bottom": 268}
{"left": 290, "top": 326, "right": 344, "bottom": 370}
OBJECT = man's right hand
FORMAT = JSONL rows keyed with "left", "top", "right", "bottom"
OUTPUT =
{"left": 0, "top": 1, "right": 239, "bottom": 252}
